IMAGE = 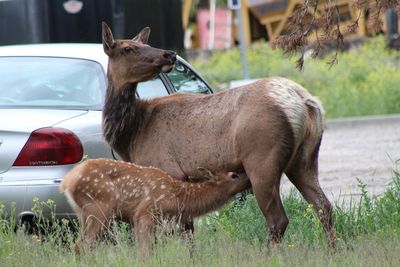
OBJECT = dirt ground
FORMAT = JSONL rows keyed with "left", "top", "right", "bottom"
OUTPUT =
{"left": 280, "top": 114, "right": 400, "bottom": 203}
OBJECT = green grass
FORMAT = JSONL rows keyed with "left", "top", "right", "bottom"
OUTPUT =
{"left": 191, "top": 36, "right": 400, "bottom": 119}
{"left": 1, "top": 169, "right": 399, "bottom": 266}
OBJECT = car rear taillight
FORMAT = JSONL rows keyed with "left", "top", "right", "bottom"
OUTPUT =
{"left": 13, "top": 128, "right": 84, "bottom": 166}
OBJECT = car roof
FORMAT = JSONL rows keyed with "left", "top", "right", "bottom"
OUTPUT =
{"left": 0, "top": 43, "right": 109, "bottom": 70}
{"left": 0, "top": 43, "right": 187, "bottom": 73}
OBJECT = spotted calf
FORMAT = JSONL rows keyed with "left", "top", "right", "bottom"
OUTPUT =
{"left": 60, "top": 158, "right": 250, "bottom": 256}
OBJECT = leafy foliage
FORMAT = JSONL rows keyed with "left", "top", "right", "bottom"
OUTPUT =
{"left": 191, "top": 36, "right": 400, "bottom": 118}
{"left": 272, "top": 0, "right": 399, "bottom": 68}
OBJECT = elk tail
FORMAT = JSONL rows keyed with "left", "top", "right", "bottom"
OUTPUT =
{"left": 303, "top": 97, "right": 324, "bottom": 163}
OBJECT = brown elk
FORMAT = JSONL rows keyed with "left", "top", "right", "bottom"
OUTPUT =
{"left": 101, "top": 22, "right": 336, "bottom": 246}
{"left": 60, "top": 158, "right": 250, "bottom": 255}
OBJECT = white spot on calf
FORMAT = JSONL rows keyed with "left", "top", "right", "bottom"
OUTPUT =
{"left": 143, "top": 187, "right": 150, "bottom": 196}
{"left": 155, "top": 194, "right": 165, "bottom": 202}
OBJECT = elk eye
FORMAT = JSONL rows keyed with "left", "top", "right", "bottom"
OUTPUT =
{"left": 124, "top": 47, "right": 134, "bottom": 53}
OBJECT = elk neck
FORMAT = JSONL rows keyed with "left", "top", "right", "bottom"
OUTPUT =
{"left": 103, "top": 82, "right": 148, "bottom": 161}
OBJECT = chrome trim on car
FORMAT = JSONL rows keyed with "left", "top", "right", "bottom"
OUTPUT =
{"left": 0, "top": 180, "right": 26, "bottom": 186}
{"left": 0, "top": 179, "right": 61, "bottom": 186}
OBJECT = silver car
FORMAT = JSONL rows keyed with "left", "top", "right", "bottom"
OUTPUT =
{"left": 0, "top": 43, "right": 213, "bottom": 224}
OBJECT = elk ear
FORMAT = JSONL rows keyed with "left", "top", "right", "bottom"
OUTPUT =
{"left": 197, "top": 167, "right": 217, "bottom": 181}
{"left": 102, "top": 22, "right": 115, "bottom": 56}
{"left": 132, "top": 27, "right": 151, "bottom": 44}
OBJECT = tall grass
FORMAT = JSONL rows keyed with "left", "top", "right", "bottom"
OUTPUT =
{"left": 191, "top": 36, "right": 400, "bottom": 119}
{"left": 1, "top": 169, "right": 399, "bottom": 266}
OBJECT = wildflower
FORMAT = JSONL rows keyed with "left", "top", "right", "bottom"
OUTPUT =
{"left": 288, "top": 243, "right": 295, "bottom": 248}
{"left": 303, "top": 204, "right": 314, "bottom": 217}
{"left": 45, "top": 199, "right": 55, "bottom": 207}
{"left": 306, "top": 204, "right": 313, "bottom": 212}
{"left": 32, "top": 234, "right": 42, "bottom": 243}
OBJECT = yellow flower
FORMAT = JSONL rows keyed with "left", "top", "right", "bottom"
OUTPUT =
{"left": 32, "top": 235, "right": 41, "bottom": 243}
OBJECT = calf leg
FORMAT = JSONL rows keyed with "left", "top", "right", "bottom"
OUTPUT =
{"left": 181, "top": 221, "right": 194, "bottom": 239}
{"left": 133, "top": 212, "right": 155, "bottom": 259}
{"left": 75, "top": 204, "right": 112, "bottom": 252}
{"left": 180, "top": 221, "right": 195, "bottom": 256}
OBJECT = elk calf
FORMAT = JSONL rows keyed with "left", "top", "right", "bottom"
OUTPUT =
{"left": 60, "top": 158, "right": 249, "bottom": 255}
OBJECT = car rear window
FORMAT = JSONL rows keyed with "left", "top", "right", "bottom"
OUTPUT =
{"left": 0, "top": 57, "right": 106, "bottom": 110}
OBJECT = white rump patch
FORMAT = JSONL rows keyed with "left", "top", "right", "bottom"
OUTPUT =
{"left": 64, "top": 190, "right": 81, "bottom": 213}
{"left": 267, "top": 78, "right": 308, "bottom": 142}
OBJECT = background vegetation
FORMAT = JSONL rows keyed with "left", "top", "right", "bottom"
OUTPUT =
{"left": 191, "top": 36, "right": 400, "bottom": 119}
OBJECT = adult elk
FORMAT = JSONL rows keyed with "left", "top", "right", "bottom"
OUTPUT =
{"left": 101, "top": 22, "right": 336, "bottom": 246}
{"left": 60, "top": 158, "right": 249, "bottom": 256}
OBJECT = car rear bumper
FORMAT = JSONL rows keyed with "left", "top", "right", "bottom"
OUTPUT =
{"left": 0, "top": 167, "right": 75, "bottom": 220}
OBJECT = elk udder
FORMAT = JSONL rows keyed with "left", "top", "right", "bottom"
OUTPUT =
{"left": 101, "top": 22, "right": 336, "bottom": 246}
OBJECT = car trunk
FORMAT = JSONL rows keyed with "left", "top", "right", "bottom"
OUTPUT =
{"left": 0, "top": 109, "right": 87, "bottom": 173}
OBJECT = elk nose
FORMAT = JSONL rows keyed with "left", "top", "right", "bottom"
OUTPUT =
{"left": 163, "top": 50, "right": 177, "bottom": 63}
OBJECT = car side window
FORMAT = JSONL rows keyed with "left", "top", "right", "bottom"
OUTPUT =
{"left": 166, "top": 62, "right": 211, "bottom": 94}
{"left": 136, "top": 77, "right": 168, "bottom": 99}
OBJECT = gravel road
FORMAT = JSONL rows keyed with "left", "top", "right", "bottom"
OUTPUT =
{"left": 281, "top": 114, "right": 400, "bottom": 203}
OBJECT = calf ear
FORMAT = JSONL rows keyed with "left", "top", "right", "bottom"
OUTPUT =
{"left": 197, "top": 167, "right": 217, "bottom": 181}
{"left": 132, "top": 27, "right": 151, "bottom": 44}
{"left": 102, "top": 22, "right": 115, "bottom": 56}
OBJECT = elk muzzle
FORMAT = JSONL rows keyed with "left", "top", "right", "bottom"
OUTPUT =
{"left": 159, "top": 50, "right": 177, "bottom": 73}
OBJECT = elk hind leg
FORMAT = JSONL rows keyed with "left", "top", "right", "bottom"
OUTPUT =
{"left": 244, "top": 152, "right": 289, "bottom": 245}
{"left": 286, "top": 149, "right": 336, "bottom": 247}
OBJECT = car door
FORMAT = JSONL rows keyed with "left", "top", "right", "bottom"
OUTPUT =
{"left": 163, "top": 60, "right": 213, "bottom": 94}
